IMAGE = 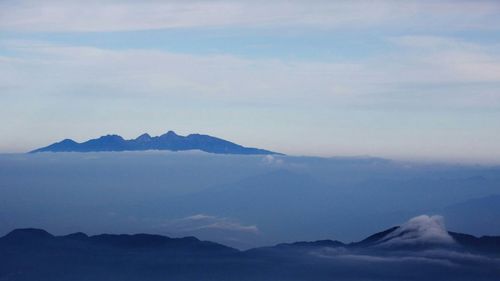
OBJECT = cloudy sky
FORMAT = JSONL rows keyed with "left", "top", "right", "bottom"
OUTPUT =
{"left": 1, "top": 0, "right": 500, "bottom": 162}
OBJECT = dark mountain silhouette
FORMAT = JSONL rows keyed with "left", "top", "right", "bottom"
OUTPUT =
{"left": 0, "top": 228, "right": 237, "bottom": 254}
{"left": 345, "top": 225, "right": 500, "bottom": 252}
{"left": 449, "top": 231, "right": 500, "bottom": 253}
{"left": 30, "top": 131, "right": 281, "bottom": 155}
{"left": 249, "top": 224, "right": 500, "bottom": 254}
{"left": 1, "top": 226, "right": 499, "bottom": 281}
{"left": 349, "top": 226, "right": 400, "bottom": 247}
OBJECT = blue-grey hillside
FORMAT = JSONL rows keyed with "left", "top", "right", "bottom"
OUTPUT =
{"left": 30, "top": 131, "right": 280, "bottom": 155}
{"left": 1, "top": 220, "right": 499, "bottom": 281}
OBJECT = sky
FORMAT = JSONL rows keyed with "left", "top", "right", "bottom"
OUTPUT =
{"left": 1, "top": 0, "right": 500, "bottom": 163}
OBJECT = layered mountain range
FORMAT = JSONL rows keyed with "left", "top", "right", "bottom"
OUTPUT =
{"left": 1, "top": 219, "right": 499, "bottom": 281}
{"left": 30, "top": 131, "right": 280, "bottom": 155}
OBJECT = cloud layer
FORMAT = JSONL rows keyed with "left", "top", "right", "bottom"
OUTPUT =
{"left": 2, "top": 37, "right": 499, "bottom": 106}
{"left": 1, "top": 1, "right": 500, "bottom": 32}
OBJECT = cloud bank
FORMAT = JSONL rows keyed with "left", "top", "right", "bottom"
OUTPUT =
{"left": 2, "top": 37, "right": 499, "bottom": 107}
{"left": 1, "top": 1, "right": 499, "bottom": 32}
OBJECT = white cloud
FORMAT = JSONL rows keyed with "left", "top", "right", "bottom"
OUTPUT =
{"left": 312, "top": 244, "right": 500, "bottom": 268}
{"left": 160, "top": 214, "right": 259, "bottom": 235}
{"left": 262, "top": 155, "right": 284, "bottom": 166}
{"left": 418, "top": 249, "right": 500, "bottom": 264}
{"left": 389, "top": 36, "right": 500, "bottom": 83}
{"left": 379, "top": 215, "right": 455, "bottom": 247}
{"left": 328, "top": 253, "right": 456, "bottom": 267}
{"left": 0, "top": 1, "right": 499, "bottom": 32}
{"left": 0, "top": 40, "right": 368, "bottom": 102}
{"left": 1, "top": 37, "right": 500, "bottom": 108}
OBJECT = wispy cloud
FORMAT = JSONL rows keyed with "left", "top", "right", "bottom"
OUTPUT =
{"left": 2, "top": 38, "right": 499, "bottom": 107}
{"left": 0, "top": 1, "right": 499, "bottom": 32}
{"left": 160, "top": 214, "right": 259, "bottom": 235}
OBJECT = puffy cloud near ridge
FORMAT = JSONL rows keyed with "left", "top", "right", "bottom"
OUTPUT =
{"left": 308, "top": 214, "right": 500, "bottom": 271}
{"left": 379, "top": 215, "right": 455, "bottom": 246}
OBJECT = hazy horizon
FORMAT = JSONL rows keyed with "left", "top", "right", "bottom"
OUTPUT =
{"left": 2, "top": 151, "right": 500, "bottom": 250}
{"left": 1, "top": 1, "right": 500, "bottom": 163}
{"left": 2, "top": 2, "right": 500, "bottom": 280}
{"left": 5, "top": 130, "right": 500, "bottom": 165}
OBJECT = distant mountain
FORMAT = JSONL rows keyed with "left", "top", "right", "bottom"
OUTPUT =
{"left": 1, "top": 228, "right": 237, "bottom": 255}
{"left": 1, "top": 225, "right": 499, "bottom": 281}
{"left": 442, "top": 194, "right": 500, "bottom": 235}
{"left": 30, "top": 131, "right": 281, "bottom": 155}
{"left": 348, "top": 225, "right": 500, "bottom": 253}
{"left": 249, "top": 224, "right": 500, "bottom": 254}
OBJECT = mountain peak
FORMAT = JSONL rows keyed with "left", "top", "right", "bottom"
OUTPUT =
{"left": 59, "top": 138, "right": 78, "bottom": 144}
{"left": 30, "top": 131, "right": 281, "bottom": 155}
{"left": 5, "top": 228, "right": 54, "bottom": 241}
{"left": 98, "top": 134, "right": 124, "bottom": 140}
{"left": 377, "top": 215, "right": 455, "bottom": 247}
{"left": 352, "top": 215, "right": 455, "bottom": 249}
{"left": 135, "top": 133, "right": 152, "bottom": 141}
{"left": 64, "top": 232, "right": 89, "bottom": 240}
{"left": 161, "top": 130, "right": 178, "bottom": 137}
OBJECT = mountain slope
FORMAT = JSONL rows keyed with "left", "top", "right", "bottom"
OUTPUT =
{"left": 442, "top": 194, "right": 500, "bottom": 236}
{"left": 30, "top": 131, "right": 281, "bottom": 155}
{"left": 1, "top": 223, "right": 499, "bottom": 281}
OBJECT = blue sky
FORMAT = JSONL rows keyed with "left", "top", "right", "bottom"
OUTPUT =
{"left": 1, "top": 0, "right": 500, "bottom": 163}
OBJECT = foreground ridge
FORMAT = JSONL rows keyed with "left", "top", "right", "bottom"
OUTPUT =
{"left": 3, "top": 225, "right": 499, "bottom": 253}
{"left": 1, "top": 226, "right": 499, "bottom": 281}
